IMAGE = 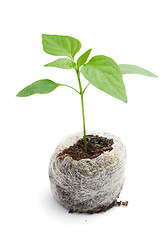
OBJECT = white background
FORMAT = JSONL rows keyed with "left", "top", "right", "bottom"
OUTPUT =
{"left": 0, "top": 0, "right": 165, "bottom": 239}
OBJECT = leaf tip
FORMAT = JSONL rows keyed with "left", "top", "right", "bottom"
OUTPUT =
{"left": 121, "top": 94, "right": 128, "bottom": 103}
{"left": 153, "top": 74, "right": 158, "bottom": 78}
{"left": 16, "top": 90, "right": 26, "bottom": 97}
{"left": 42, "top": 34, "right": 45, "bottom": 43}
{"left": 148, "top": 72, "right": 158, "bottom": 78}
{"left": 120, "top": 91, "right": 128, "bottom": 103}
{"left": 16, "top": 91, "right": 21, "bottom": 97}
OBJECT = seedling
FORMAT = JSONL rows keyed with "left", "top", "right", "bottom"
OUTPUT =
{"left": 17, "top": 34, "right": 157, "bottom": 152}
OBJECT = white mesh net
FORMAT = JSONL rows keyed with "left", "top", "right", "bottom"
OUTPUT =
{"left": 49, "top": 131, "right": 127, "bottom": 213}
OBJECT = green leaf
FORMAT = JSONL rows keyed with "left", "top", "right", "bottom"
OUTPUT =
{"left": 119, "top": 64, "right": 158, "bottom": 77}
{"left": 16, "top": 79, "right": 60, "bottom": 97}
{"left": 77, "top": 49, "right": 92, "bottom": 67}
{"left": 44, "top": 58, "right": 76, "bottom": 69}
{"left": 42, "top": 34, "right": 81, "bottom": 59}
{"left": 81, "top": 55, "right": 127, "bottom": 103}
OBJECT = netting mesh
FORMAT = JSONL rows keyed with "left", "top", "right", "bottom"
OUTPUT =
{"left": 49, "top": 131, "right": 127, "bottom": 213}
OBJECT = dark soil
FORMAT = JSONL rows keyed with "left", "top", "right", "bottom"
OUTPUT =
{"left": 58, "top": 135, "right": 114, "bottom": 161}
{"left": 68, "top": 200, "right": 128, "bottom": 214}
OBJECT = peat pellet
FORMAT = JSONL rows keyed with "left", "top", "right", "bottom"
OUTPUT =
{"left": 49, "top": 131, "right": 127, "bottom": 213}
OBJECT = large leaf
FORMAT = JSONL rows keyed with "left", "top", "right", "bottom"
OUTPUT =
{"left": 77, "top": 49, "right": 92, "bottom": 67}
{"left": 119, "top": 64, "right": 157, "bottom": 77}
{"left": 42, "top": 34, "right": 81, "bottom": 59}
{"left": 81, "top": 55, "right": 127, "bottom": 103}
{"left": 44, "top": 58, "right": 76, "bottom": 69}
{"left": 16, "top": 79, "right": 60, "bottom": 97}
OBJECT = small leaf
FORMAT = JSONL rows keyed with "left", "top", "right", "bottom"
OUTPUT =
{"left": 77, "top": 49, "right": 92, "bottom": 67}
{"left": 119, "top": 64, "right": 158, "bottom": 77}
{"left": 45, "top": 58, "right": 76, "bottom": 69}
{"left": 81, "top": 55, "right": 127, "bottom": 103}
{"left": 16, "top": 79, "right": 60, "bottom": 97}
{"left": 42, "top": 34, "right": 81, "bottom": 59}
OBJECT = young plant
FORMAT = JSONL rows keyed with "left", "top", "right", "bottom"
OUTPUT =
{"left": 17, "top": 34, "right": 157, "bottom": 153}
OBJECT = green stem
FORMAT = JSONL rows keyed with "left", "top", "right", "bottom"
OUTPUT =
{"left": 61, "top": 84, "right": 80, "bottom": 94}
{"left": 76, "top": 68, "right": 87, "bottom": 153}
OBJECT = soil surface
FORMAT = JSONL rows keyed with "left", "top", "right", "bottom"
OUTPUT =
{"left": 58, "top": 135, "right": 114, "bottom": 161}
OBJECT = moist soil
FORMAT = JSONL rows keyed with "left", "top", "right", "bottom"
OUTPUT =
{"left": 58, "top": 134, "right": 114, "bottom": 161}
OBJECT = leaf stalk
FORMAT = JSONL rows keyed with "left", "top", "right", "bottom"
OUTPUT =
{"left": 61, "top": 84, "right": 80, "bottom": 94}
{"left": 83, "top": 83, "right": 90, "bottom": 94}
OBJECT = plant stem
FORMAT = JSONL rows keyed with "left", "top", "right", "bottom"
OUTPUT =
{"left": 76, "top": 68, "right": 87, "bottom": 153}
